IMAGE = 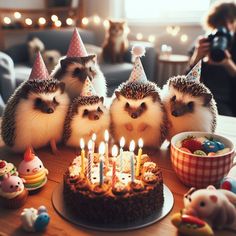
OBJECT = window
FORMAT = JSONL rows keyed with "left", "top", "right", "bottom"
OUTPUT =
{"left": 124, "top": 0, "right": 211, "bottom": 24}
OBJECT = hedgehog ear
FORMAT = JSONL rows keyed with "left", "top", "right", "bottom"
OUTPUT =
{"left": 202, "top": 93, "right": 212, "bottom": 106}
{"left": 90, "top": 54, "right": 97, "bottom": 63}
{"left": 58, "top": 82, "right": 65, "bottom": 94}
{"left": 99, "top": 96, "right": 104, "bottom": 103}
{"left": 115, "top": 91, "right": 121, "bottom": 100}
{"left": 149, "top": 92, "right": 159, "bottom": 102}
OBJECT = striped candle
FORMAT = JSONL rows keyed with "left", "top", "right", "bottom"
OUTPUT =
{"left": 87, "top": 140, "right": 93, "bottom": 182}
{"left": 112, "top": 145, "right": 118, "bottom": 187}
{"left": 99, "top": 142, "right": 105, "bottom": 186}
{"left": 129, "top": 140, "right": 135, "bottom": 182}
{"left": 80, "top": 138, "right": 85, "bottom": 176}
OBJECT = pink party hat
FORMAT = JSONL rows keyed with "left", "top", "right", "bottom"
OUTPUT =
{"left": 67, "top": 28, "right": 88, "bottom": 57}
{"left": 186, "top": 60, "right": 202, "bottom": 82}
{"left": 128, "top": 45, "right": 147, "bottom": 83}
{"left": 29, "top": 52, "right": 49, "bottom": 80}
{"left": 81, "top": 78, "right": 97, "bottom": 97}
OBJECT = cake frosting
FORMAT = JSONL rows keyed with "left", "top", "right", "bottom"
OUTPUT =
{"left": 0, "top": 160, "right": 18, "bottom": 180}
{"left": 64, "top": 152, "right": 164, "bottom": 224}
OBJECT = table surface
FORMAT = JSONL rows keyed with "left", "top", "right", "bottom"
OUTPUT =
{"left": 0, "top": 115, "right": 235, "bottom": 236}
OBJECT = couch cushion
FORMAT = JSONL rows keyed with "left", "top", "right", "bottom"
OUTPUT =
{"left": 100, "top": 63, "right": 133, "bottom": 87}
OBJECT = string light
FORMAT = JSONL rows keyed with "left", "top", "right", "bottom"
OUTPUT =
{"left": 103, "top": 19, "right": 109, "bottom": 29}
{"left": 93, "top": 15, "right": 101, "bottom": 24}
{"left": 14, "top": 12, "right": 21, "bottom": 19}
{"left": 55, "top": 20, "right": 62, "bottom": 28}
{"left": 136, "top": 33, "right": 143, "bottom": 40}
{"left": 25, "top": 18, "right": 32, "bottom": 26}
{"left": 51, "top": 15, "right": 58, "bottom": 22}
{"left": 38, "top": 17, "right": 46, "bottom": 25}
{"left": 148, "top": 34, "right": 155, "bottom": 43}
{"left": 3, "top": 17, "right": 11, "bottom": 25}
{"left": 82, "top": 17, "right": 89, "bottom": 25}
{"left": 66, "top": 17, "right": 74, "bottom": 26}
{"left": 166, "top": 26, "right": 180, "bottom": 36}
{"left": 180, "top": 34, "right": 188, "bottom": 43}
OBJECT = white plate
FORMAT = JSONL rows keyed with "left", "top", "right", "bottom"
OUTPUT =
{"left": 52, "top": 182, "right": 174, "bottom": 231}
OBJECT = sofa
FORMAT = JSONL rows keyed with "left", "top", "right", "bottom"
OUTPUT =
{"left": 0, "top": 28, "right": 157, "bottom": 115}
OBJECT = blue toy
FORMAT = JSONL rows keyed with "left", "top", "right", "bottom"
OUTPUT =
{"left": 203, "top": 140, "right": 219, "bottom": 153}
{"left": 220, "top": 164, "right": 236, "bottom": 194}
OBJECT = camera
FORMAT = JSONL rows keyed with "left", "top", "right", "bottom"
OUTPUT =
{"left": 208, "top": 27, "right": 233, "bottom": 62}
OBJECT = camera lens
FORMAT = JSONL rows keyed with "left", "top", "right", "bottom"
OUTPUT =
{"left": 210, "top": 36, "right": 228, "bottom": 62}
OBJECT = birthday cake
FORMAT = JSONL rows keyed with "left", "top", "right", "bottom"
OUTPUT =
{"left": 63, "top": 147, "right": 164, "bottom": 224}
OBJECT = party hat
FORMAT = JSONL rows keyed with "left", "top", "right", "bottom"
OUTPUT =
{"left": 67, "top": 28, "right": 88, "bottom": 57}
{"left": 81, "top": 78, "right": 97, "bottom": 97}
{"left": 128, "top": 45, "right": 147, "bottom": 83}
{"left": 29, "top": 52, "right": 49, "bottom": 80}
{"left": 186, "top": 60, "right": 202, "bottom": 82}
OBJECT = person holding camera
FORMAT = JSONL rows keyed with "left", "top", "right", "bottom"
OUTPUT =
{"left": 189, "top": 0, "right": 236, "bottom": 116}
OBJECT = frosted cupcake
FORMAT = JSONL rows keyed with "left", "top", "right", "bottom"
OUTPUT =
{"left": 0, "top": 160, "right": 18, "bottom": 180}
{"left": 18, "top": 148, "right": 48, "bottom": 191}
{"left": 0, "top": 174, "right": 28, "bottom": 208}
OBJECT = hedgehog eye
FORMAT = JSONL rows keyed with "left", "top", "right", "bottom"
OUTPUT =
{"left": 187, "top": 101, "right": 194, "bottom": 110}
{"left": 97, "top": 107, "right": 102, "bottom": 112}
{"left": 171, "top": 95, "right": 176, "bottom": 102}
{"left": 199, "top": 201, "right": 206, "bottom": 207}
{"left": 35, "top": 98, "right": 42, "bottom": 106}
{"left": 125, "top": 102, "right": 130, "bottom": 108}
{"left": 140, "top": 102, "right": 146, "bottom": 108}
{"left": 83, "top": 109, "right": 89, "bottom": 116}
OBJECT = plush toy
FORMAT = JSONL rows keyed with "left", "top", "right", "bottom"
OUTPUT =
{"left": 183, "top": 185, "right": 236, "bottom": 231}
{"left": 21, "top": 205, "right": 50, "bottom": 232}
{"left": 221, "top": 164, "right": 236, "bottom": 193}
{"left": 0, "top": 160, "right": 18, "bottom": 180}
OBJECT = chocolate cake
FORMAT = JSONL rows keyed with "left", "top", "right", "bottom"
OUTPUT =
{"left": 63, "top": 152, "right": 164, "bottom": 224}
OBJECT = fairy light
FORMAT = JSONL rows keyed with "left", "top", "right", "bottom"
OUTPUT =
{"left": 93, "top": 15, "right": 101, "bottom": 24}
{"left": 55, "top": 20, "right": 62, "bottom": 28}
{"left": 51, "top": 15, "right": 58, "bottom": 22}
{"left": 3, "top": 17, "right": 11, "bottom": 25}
{"left": 38, "top": 17, "right": 46, "bottom": 25}
{"left": 82, "top": 17, "right": 89, "bottom": 25}
{"left": 148, "top": 35, "right": 155, "bottom": 43}
{"left": 66, "top": 17, "right": 74, "bottom": 26}
{"left": 14, "top": 12, "right": 21, "bottom": 19}
{"left": 25, "top": 18, "right": 32, "bottom": 26}
{"left": 136, "top": 33, "right": 143, "bottom": 40}
{"left": 103, "top": 19, "right": 109, "bottom": 29}
{"left": 180, "top": 34, "right": 188, "bottom": 43}
{"left": 166, "top": 26, "right": 180, "bottom": 36}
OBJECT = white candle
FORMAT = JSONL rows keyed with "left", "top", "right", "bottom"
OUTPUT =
{"left": 112, "top": 145, "right": 118, "bottom": 187}
{"left": 104, "top": 130, "right": 109, "bottom": 167}
{"left": 119, "top": 137, "right": 125, "bottom": 172}
{"left": 92, "top": 133, "right": 96, "bottom": 153}
{"left": 87, "top": 140, "right": 93, "bottom": 182}
{"left": 129, "top": 140, "right": 135, "bottom": 183}
{"left": 99, "top": 142, "right": 105, "bottom": 185}
{"left": 80, "top": 138, "right": 85, "bottom": 176}
{"left": 136, "top": 138, "right": 143, "bottom": 177}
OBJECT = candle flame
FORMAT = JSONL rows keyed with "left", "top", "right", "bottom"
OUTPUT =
{"left": 92, "top": 133, "right": 96, "bottom": 141}
{"left": 99, "top": 142, "right": 105, "bottom": 155}
{"left": 138, "top": 138, "right": 143, "bottom": 148}
{"left": 129, "top": 140, "right": 135, "bottom": 152}
{"left": 112, "top": 145, "right": 118, "bottom": 157}
{"left": 88, "top": 139, "right": 93, "bottom": 150}
{"left": 80, "top": 138, "right": 85, "bottom": 149}
{"left": 120, "top": 137, "right": 125, "bottom": 147}
{"left": 104, "top": 130, "right": 109, "bottom": 142}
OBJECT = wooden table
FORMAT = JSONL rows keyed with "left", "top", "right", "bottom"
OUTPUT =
{"left": 0, "top": 115, "right": 235, "bottom": 236}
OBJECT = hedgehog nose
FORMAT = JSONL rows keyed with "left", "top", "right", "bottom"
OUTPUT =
{"left": 47, "top": 108, "right": 54, "bottom": 114}
{"left": 94, "top": 115, "right": 99, "bottom": 120}
{"left": 131, "top": 113, "right": 138, "bottom": 119}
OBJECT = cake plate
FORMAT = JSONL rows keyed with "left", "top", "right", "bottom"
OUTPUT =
{"left": 52, "top": 183, "right": 174, "bottom": 231}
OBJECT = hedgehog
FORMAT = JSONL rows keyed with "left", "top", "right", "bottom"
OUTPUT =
{"left": 110, "top": 81, "right": 168, "bottom": 149}
{"left": 1, "top": 79, "right": 70, "bottom": 153}
{"left": 51, "top": 55, "right": 107, "bottom": 100}
{"left": 63, "top": 95, "right": 110, "bottom": 147}
{"left": 161, "top": 75, "right": 218, "bottom": 141}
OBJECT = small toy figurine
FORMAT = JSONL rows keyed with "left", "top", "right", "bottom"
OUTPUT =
{"left": 51, "top": 28, "right": 107, "bottom": 100}
{"left": 0, "top": 160, "right": 18, "bottom": 180}
{"left": 0, "top": 173, "right": 28, "bottom": 209}
{"left": 21, "top": 205, "right": 50, "bottom": 232}
{"left": 161, "top": 61, "right": 218, "bottom": 141}
{"left": 221, "top": 164, "right": 236, "bottom": 193}
{"left": 18, "top": 147, "right": 48, "bottom": 191}
{"left": 183, "top": 185, "right": 236, "bottom": 231}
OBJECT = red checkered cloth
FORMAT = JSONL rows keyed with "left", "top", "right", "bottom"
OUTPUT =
{"left": 171, "top": 145, "right": 234, "bottom": 188}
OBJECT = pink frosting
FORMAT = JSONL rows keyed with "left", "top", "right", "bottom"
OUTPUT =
{"left": 0, "top": 175, "right": 24, "bottom": 193}
{"left": 18, "top": 156, "right": 45, "bottom": 175}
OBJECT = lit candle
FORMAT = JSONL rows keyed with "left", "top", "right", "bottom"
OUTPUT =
{"left": 99, "top": 142, "right": 105, "bottom": 186}
{"left": 80, "top": 138, "right": 85, "bottom": 176}
{"left": 112, "top": 145, "right": 118, "bottom": 187}
{"left": 87, "top": 140, "right": 93, "bottom": 182}
{"left": 104, "top": 130, "right": 109, "bottom": 167}
{"left": 119, "top": 137, "right": 125, "bottom": 172}
{"left": 136, "top": 138, "right": 143, "bottom": 177}
{"left": 92, "top": 133, "right": 96, "bottom": 154}
{"left": 129, "top": 140, "right": 135, "bottom": 183}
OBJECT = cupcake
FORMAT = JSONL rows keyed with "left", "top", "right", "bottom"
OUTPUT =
{"left": 0, "top": 160, "right": 18, "bottom": 180}
{"left": 18, "top": 147, "right": 48, "bottom": 191}
{"left": 0, "top": 174, "right": 28, "bottom": 208}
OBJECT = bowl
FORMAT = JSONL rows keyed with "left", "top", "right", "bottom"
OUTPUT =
{"left": 171, "top": 131, "right": 235, "bottom": 188}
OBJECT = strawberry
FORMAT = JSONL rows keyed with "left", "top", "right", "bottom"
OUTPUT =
{"left": 182, "top": 138, "right": 202, "bottom": 153}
